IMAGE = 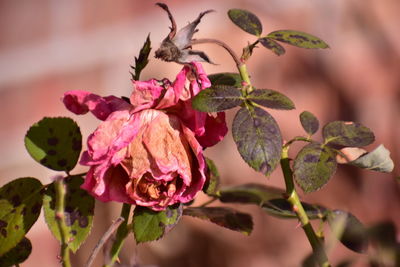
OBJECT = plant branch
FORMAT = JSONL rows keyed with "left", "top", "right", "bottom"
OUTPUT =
{"left": 103, "top": 203, "right": 132, "bottom": 267}
{"left": 281, "top": 146, "right": 331, "bottom": 267}
{"left": 54, "top": 178, "right": 72, "bottom": 267}
{"left": 85, "top": 217, "right": 125, "bottom": 267}
{"left": 189, "top": 38, "right": 242, "bottom": 67}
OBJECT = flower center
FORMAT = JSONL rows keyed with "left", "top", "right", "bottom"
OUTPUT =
{"left": 135, "top": 173, "right": 178, "bottom": 201}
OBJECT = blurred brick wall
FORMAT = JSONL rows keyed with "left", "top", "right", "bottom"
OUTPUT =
{"left": 0, "top": 0, "right": 399, "bottom": 266}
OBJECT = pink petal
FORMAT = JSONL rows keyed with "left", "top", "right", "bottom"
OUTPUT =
{"left": 63, "top": 90, "right": 130, "bottom": 120}
{"left": 130, "top": 79, "right": 165, "bottom": 113}
{"left": 178, "top": 122, "right": 206, "bottom": 202}
{"left": 188, "top": 62, "right": 211, "bottom": 96}
{"left": 84, "top": 110, "right": 141, "bottom": 163}
{"left": 196, "top": 112, "right": 228, "bottom": 148}
{"left": 82, "top": 165, "right": 133, "bottom": 203}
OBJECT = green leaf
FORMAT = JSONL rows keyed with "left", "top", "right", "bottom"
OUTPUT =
{"left": 349, "top": 145, "right": 394, "bottom": 173}
{"left": 218, "top": 183, "right": 284, "bottom": 205}
{"left": 293, "top": 143, "right": 337, "bottom": 193}
{"left": 328, "top": 210, "right": 368, "bottom": 253}
{"left": 228, "top": 9, "right": 263, "bottom": 36}
{"left": 183, "top": 207, "right": 253, "bottom": 235}
{"left": 43, "top": 176, "right": 94, "bottom": 253}
{"left": 300, "top": 111, "right": 319, "bottom": 135}
{"left": 0, "top": 178, "right": 43, "bottom": 256}
{"left": 133, "top": 205, "right": 182, "bottom": 243}
{"left": 262, "top": 198, "right": 328, "bottom": 219}
{"left": 323, "top": 121, "right": 375, "bottom": 147}
{"left": 232, "top": 106, "right": 282, "bottom": 176}
{"left": 0, "top": 237, "right": 31, "bottom": 267}
{"left": 267, "top": 30, "right": 329, "bottom": 49}
{"left": 259, "top": 37, "right": 286, "bottom": 56}
{"left": 192, "top": 85, "right": 243, "bottom": 112}
{"left": 247, "top": 89, "right": 295, "bottom": 110}
{"left": 131, "top": 34, "right": 151, "bottom": 80}
{"left": 25, "top": 117, "right": 82, "bottom": 172}
{"left": 208, "top": 73, "right": 242, "bottom": 87}
{"left": 203, "top": 158, "right": 220, "bottom": 196}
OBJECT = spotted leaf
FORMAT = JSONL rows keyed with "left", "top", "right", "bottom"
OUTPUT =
{"left": 133, "top": 204, "right": 182, "bottom": 243}
{"left": 300, "top": 111, "right": 319, "bottom": 135}
{"left": 267, "top": 30, "right": 329, "bottom": 49}
{"left": 323, "top": 121, "right": 375, "bottom": 147}
{"left": 25, "top": 117, "right": 82, "bottom": 172}
{"left": 0, "top": 178, "right": 43, "bottom": 256}
{"left": 228, "top": 9, "right": 262, "bottom": 36}
{"left": 192, "top": 85, "right": 243, "bottom": 112}
{"left": 43, "top": 176, "right": 94, "bottom": 253}
{"left": 0, "top": 237, "right": 32, "bottom": 266}
{"left": 232, "top": 106, "right": 282, "bottom": 176}
{"left": 183, "top": 207, "right": 253, "bottom": 235}
{"left": 259, "top": 37, "right": 286, "bottom": 56}
{"left": 208, "top": 73, "right": 242, "bottom": 87}
{"left": 293, "top": 143, "right": 337, "bottom": 193}
{"left": 247, "top": 89, "right": 295, "bottom": 110}
{"left": 219, "top": 183, "right": 284, "bottom": 205}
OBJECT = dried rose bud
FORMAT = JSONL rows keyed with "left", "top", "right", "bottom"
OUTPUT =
{"left": 155, "top": 3, "right": 214, "bottom": 64}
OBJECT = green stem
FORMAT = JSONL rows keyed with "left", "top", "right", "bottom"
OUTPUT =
{"left": 104, "top": 203, "right": 131, "bottom": 267}
{"left": 54, "top": 178, "right": 72, "bottom": 267}
{"left": 281, "top": 147, "right": 331, "bottom": 267}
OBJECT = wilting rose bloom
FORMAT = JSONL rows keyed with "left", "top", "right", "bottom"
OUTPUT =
{"left": 63, "top": 63, "right": 227, "bottom": 210}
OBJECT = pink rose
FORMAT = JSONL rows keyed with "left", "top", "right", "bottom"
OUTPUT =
{"left": 130, "top": 62, "right": 227, "bottom": 147}
{"left": 79, "top": 109, "right": 205, "bottom": 210}
{"left": 63, "top": 62, "right": 226, "bottom": 210}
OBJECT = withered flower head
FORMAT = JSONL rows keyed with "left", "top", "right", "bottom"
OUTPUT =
{"left": 155, "top": 3, "right": 214, "bottom": 64}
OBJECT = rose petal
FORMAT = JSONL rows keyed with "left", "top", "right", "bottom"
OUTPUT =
{"left": 130, "top": 79, "right": 165, "bottom": 113}
{"left": 178, "top": 122, "right": 206, "bottom": 202}
{"left": 63, "top": 90, "right": 130, "bottom": 120}
{"left": 196, "top": 112, "right": 228, "bottom": 147}
{"left": 142, "top": 112, "right": 192, "bottom": 185}
{"left": 82, "top": 165, "right": 132, "bottom": 203}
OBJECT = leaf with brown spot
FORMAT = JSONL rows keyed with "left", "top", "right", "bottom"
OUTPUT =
{"left": 232, "top": 106, "right": 282, "bottom": 176}
{"left": 183, "top": 207, "right": 253, "bottom": 235}
{"left": 218, "top": 183, "right": 284, "bottom": 205}
{"left": 208, "top": 73, "right": 242, "bottom": 87}
{"left": 228, "top": 9, "right": 263, "bottom": 36}
{"left": 0, "top": 237, "right": 32, "bottom": 266}
{"left": 0, "top": 178, "right": 43, "bottom": 256}
{"left": 323, "top": 121, "right": 375, "bottom": 147}
{"left": 267, "top": 30, "right": 329, "bottom": 49}
{"left": 133, "top": 205, "right": 182, "bottom": 243}
{"left": 192, "top": 85, "right": 244, "bottom": 112}
{"left": 293, "top": 143, "right": 337, "bottom": 193}
{"left": 247, "top": 88, "right": 295, "bottom": 110}
{"left": 300, "top": 111, "right": 319, "bottom": 135}
{"left": 259, "top": 37, "right": 286, "bottom": 56}
{"left": 25, "top": 117, "right": 82, "bottom": 171}
{"left": 43, "top": 176, "right": 94, "bottom": 253}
